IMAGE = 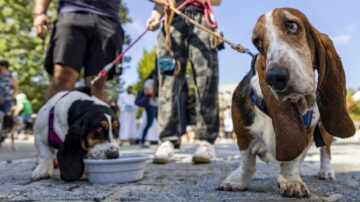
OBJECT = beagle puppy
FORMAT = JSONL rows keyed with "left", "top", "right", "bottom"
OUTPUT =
{"left": 31, "top": 88, "right": 120, "bottom": 182}
{"left": 219, "top": 8, "right": 355, "bottom": 197}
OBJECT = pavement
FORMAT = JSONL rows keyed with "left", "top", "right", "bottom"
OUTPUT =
{"left": 1, "top": 134, "right": 360, "bottom": 202}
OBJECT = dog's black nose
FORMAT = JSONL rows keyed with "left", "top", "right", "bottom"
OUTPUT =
{"left": 106, "top": 150, "right": 119, "bottom": 159}
{"left": 265, "top": 67, "right": 289, "bottom": 91}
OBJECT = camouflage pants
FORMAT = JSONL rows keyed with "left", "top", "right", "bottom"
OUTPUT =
{"left": 157, "top": 10, "right": 219, "bottom": 144}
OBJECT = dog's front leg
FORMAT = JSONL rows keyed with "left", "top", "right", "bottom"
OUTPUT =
{"left": 319, "top": 146, "right": 336, "bottom": 180}
{"left": 278, "top": 159, "right": 310, "bottom": 197}
{"left": 32, "top": 136, "right": 54, "bottom": 180}
{"left": 219, "top": 148, "right": 256, "bottom": 191}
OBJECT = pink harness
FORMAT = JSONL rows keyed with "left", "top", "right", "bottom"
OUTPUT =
{"left": 48, "top": 92, "right": 71, "bottom": 149}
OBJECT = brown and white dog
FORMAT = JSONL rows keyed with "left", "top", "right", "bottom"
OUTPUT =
{"left": 31, "top": 88, "right": 120, "bottom": 181}
{"left": 219, "top": 8, "right": 355, "bottom": 197}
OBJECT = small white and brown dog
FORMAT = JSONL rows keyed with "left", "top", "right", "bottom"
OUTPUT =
{"left": 31, "top": 88, "right": 120, "bottom": 182}
{"left": 219, "top": 8, "right": 355, "bottom": 197}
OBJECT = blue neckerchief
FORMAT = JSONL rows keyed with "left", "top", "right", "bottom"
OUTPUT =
{"left": 250, "top": 90, "right": 314, "bottom": 131}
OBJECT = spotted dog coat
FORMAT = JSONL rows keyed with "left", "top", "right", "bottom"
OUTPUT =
{"left": 219, "top": 8, "right": 355, "bottom": 198}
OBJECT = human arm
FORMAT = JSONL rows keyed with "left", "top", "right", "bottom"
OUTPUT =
{"left": 33, "top": 0, "right": 53, "bottom": 39}
{"left": 210, "top": 0, "right": 221, "bottom": 6}
{"left": 13, "top": 102, "right": 24, "bottom": 116}
{"left": 11, "top": 74, "right": 18, "bottom": 97}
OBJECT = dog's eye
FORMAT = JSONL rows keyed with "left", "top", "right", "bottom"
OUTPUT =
{"left": 285, "top": 20, "right": 299, "bottom": 34}
{"left": 253, "top": 39, "right": 262, "bottom": 51}
{"left": 100, "top": 120, "right": 109, "bottom": 130}
{"left": 112, "top": 121, "right": 119, "bottom": 129}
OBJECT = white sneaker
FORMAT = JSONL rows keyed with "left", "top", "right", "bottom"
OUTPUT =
{"left": 192, "top": 141, "right": 216, "bottom": 164}
{"left": 153, "top": 141, "right": 175, "bottom": 164}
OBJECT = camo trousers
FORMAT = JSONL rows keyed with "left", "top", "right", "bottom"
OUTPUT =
{"left": 157, "top": 9, "right": 219, "bottom": 144}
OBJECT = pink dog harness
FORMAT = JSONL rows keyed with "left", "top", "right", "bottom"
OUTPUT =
{"left": 48, "top": 92, "right": 71, "bottom": 149}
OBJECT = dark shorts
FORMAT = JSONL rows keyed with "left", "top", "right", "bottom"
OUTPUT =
{"left": 45, "top": 12, "right": 124, "bottom": 79}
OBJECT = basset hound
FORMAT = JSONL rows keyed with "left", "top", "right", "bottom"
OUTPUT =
{"left": 219, "top": 8, "right": 355, "bottom": 197}
{"left": 31, "top": 88, "right": 120, "bottom": 182}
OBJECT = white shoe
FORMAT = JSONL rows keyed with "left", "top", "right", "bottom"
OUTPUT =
{"left": 192, "top": 141, "right": 216, "bottom": 164}
{"left": 153, "top": 141, "right": 175, "bottom": 164}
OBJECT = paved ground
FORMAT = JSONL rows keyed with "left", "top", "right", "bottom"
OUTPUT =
{"left": 1, "top": 133, "right": 360, "bottom": 201}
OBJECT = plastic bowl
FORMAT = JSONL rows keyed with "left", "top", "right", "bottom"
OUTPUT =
{"left": 84, "top": 155, "right": 148, "bottom": 184}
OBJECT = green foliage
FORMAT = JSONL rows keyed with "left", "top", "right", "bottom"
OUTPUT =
{"left": 0, "top": 0, "right": 57, "bottom": 111}
{"left": 135, "top": 48, "right": 157, "bottom": 92}
{"left": 348, "top": 89, "right": 360, "bottom": 121}
{"left": 0, "top": 0, "right": 131, "bottom": 112}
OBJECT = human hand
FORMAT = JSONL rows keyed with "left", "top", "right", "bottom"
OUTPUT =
{"left": 33, "top": 14, "right": 50, "bottom": 40}
{"left": 146, "top": 11, "right": 162, "bottom": 31}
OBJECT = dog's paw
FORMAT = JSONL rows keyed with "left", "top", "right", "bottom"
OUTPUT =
{"left": 278, "top": 176, "right": 310, "bottom": 197}
{"left": 31, "top": 165, "right": 53, "bottom": 180}
{"left": 217, "top": 181, "right": 248, "bottom": 192}
{"left": 217, "top": 171, "right": 249, "bottom": 192}
{"left": 319, "top": 168, "right": 336, "bottom": 181}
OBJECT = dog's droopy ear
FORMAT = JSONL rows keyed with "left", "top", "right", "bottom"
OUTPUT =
{"left": 57, "top": 123, "right": 85, "bottom": 182}
{"left": 256, "top": 55, "right": 307, "bottom": 161}
{"left": 309, "top": 26, "right": 355, "bottom": 138}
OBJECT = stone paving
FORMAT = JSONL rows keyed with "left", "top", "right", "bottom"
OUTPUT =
{"left": 1, "top": 135, "right": 360, "bottom": 201}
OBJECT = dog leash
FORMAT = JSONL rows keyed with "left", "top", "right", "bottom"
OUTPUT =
{"left": 153, "top": 0, "right": 255, "bottom": 57}
{"left": 91, "top": 28, "right": 149, "bottom": 85}
{"left": 91, "top": 2, "right": 195, "bottom": 85}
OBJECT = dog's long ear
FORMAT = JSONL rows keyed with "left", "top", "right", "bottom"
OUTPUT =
{"left": 57, "top": 123, "right": 85, "bottom": 182}
{"left": 255, "top": 55, "right": 307, "bottom": 161}
{"left": 309, "top": 26, "right": 355, "bottom": 138}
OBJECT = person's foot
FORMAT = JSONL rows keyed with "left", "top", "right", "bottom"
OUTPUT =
{"left": 192, "top": 141, "right": 216, "bottom": 164}
{"left": 153, "top": 141, "right": 175, "bottom": 164}
{"left": 140, "top": 141, "right": 150, "bottom": 148}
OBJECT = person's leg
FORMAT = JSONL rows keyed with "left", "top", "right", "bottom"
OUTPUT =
{"left": 188, "top": 12, "right": 219, "bottom": 163}
{"left": 46, "top": 64, "right": 79, "bottom": 100}
{"left": 188, "top": 13, "right": 220, "bottom": 145}
{"left": 84, "top": 75, "right": 107, "bottom": 101}
{"left": 141, "top": 106, "right": 156, "bottom": 144}
{"left": 156, "top": 16, "right": 188, "bottom": 145}
{"left": 44, "top": 13, "right": 91, "bottom": 100}
{"left": 84, "top": 14, "right": 124, "bottom": 101}
{"left": 153, "top": 16, "right": 188, "bottom": 164}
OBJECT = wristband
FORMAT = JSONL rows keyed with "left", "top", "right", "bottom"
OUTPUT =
{"left": 33, "top": 12, "right": 47, "bottom": 18}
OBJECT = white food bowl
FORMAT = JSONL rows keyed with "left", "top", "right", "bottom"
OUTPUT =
{"left": 84, "top": 155, "right": 148, "bottom": 184}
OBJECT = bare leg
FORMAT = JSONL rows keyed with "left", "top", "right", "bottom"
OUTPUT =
{"left": 85, "top": 75, "right": 108, "bottom": 101}
{"left": 46, "top": 64, "right": 79, "bottom": 100}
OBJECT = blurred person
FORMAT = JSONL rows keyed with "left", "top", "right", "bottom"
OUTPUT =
{"left": 0, "top": 60, "right": 18, "bottom": 115}
{"left": 140, "top": 78, "right": 159, "bottom": 147}
{"left": 117, "top": 86, "right": 137, "bottom": 143}
{"left": 348, "top": 90, "right": 360, "bottom": 112}
{"left": 136, "top": 109, "right": 159, "bottom": 146}
{"left": 13, "top": 93, "right": 33, "bottom": 124}
{"left": 147, "top": 0, "right": 222, "bottom": 164}
{"left": 223, "top": 106, "right": 233, "bottom": 139}
{"left": 33, "top": 0, "right": 124, "bottom": 101}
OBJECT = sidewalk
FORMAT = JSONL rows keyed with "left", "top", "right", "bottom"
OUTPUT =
{"left": 1, "top": 137, "right": 360, "bottom": 201}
